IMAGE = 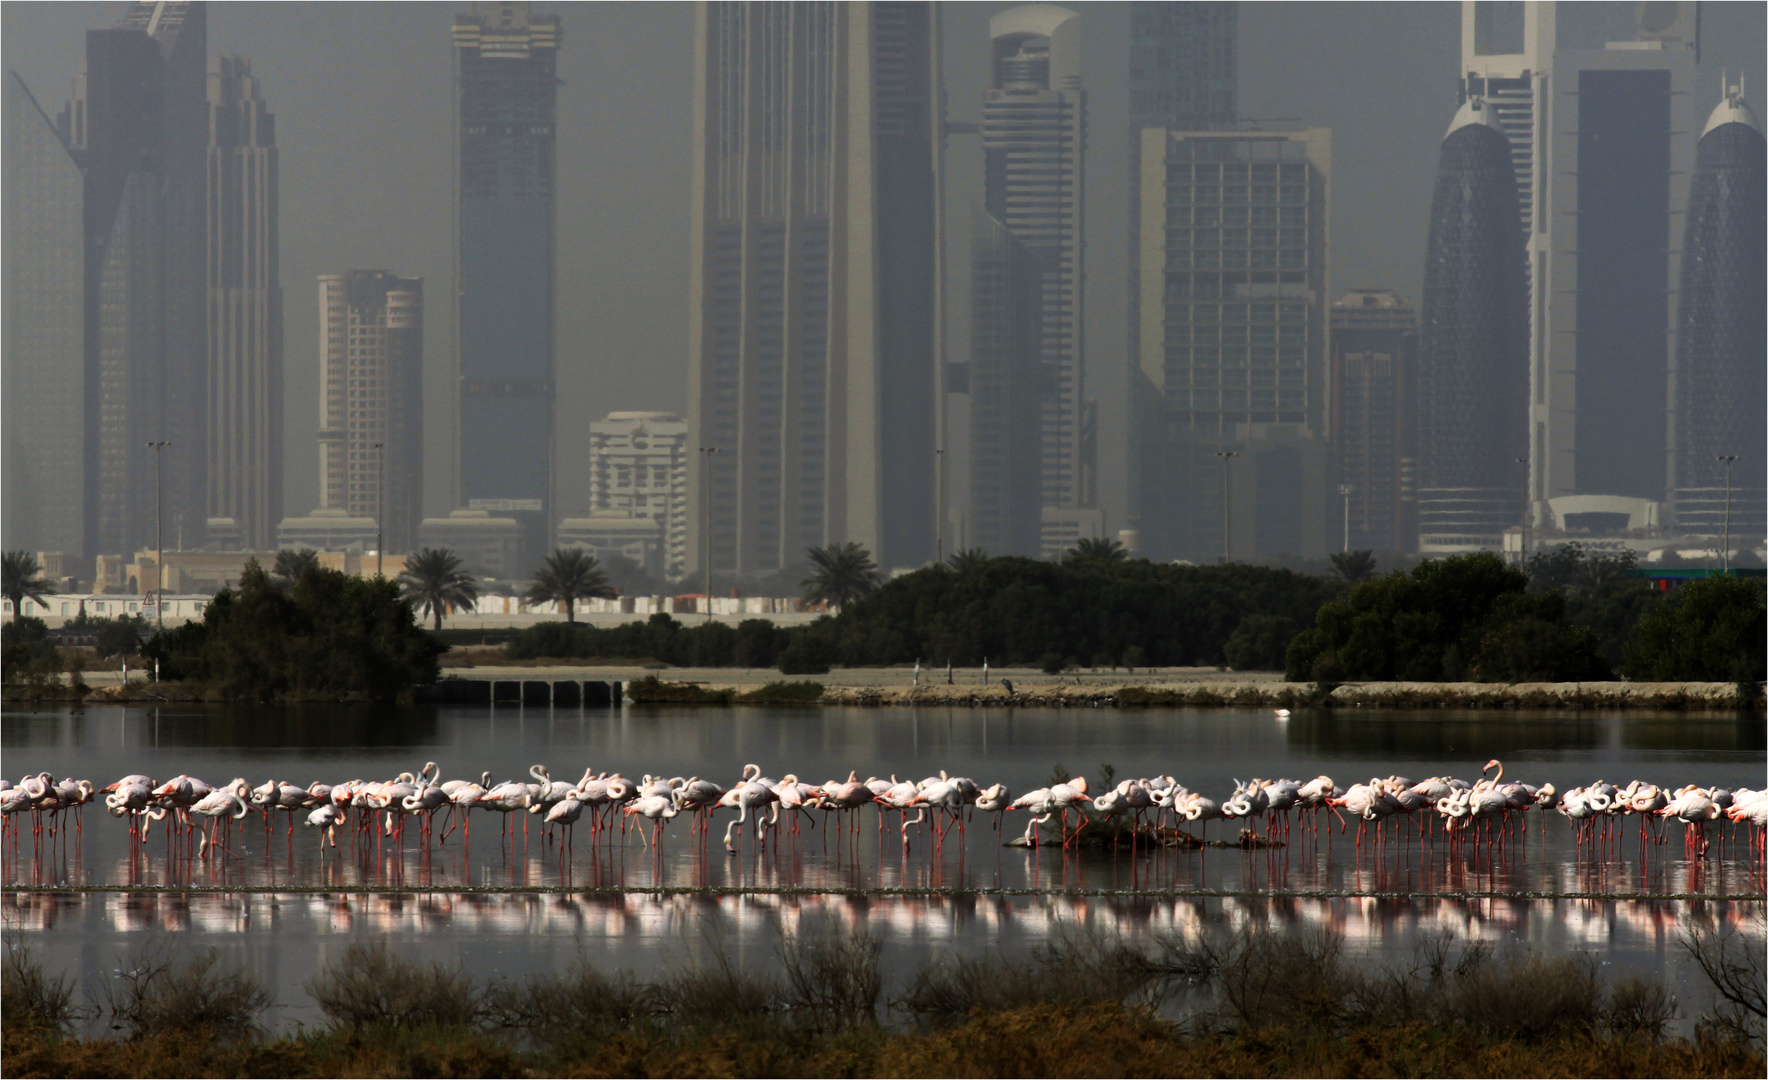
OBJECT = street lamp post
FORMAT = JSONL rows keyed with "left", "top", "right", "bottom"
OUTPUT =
{"left": 1515, "top": 456, "right": 1530, "bottom": 562}
{"left": 699, "top": 446, "right": 720, "bottom": 621}
{"left": 373, "top": 441, "right": 386, "bottom": 578}
{"left": 935, "top": 447, "right": 945, "bottom": 567}
{"left": 1214, "top": 451, "right": 1239, "bottom": 564}
{"left": 146, "top": 440, "right": 170, "bottom": 637}
{"left": 1717, "top": 454, "right": 1739, "bottom": 573}
{"left": 1337, "top": 483, "right": 1355, "bottom": 553}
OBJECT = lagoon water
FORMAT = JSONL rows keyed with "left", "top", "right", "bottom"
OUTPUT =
{"left": 4, "top": 702, "right": 1763, "bottom": 1031}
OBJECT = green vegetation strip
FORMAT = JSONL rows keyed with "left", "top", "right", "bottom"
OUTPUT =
{"left": 4, "top": 884, "right": 1760, "bottom": 902}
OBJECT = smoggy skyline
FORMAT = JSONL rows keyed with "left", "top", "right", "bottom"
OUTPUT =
{"left": 4, "top": 1, "right": 1762, "bottom": 551}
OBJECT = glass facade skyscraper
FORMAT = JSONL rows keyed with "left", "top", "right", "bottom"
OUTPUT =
{"left": 687, "top": 2, "right": 944, "bottom": 579}
{"left": 983, "top": 5, "right": 1089, "bottom": 555}
{"left": 1417, "top": 99, "right": 1528, "bottom": 553}
{"left": 72, "top": 1, "right": 210, "bottom": 561}
{"left": 206, "top": 55, "right": 281, "bottom": 551}
{"left": 1672, "top": 85, "right": 1766, "bottom": 539}
{"left": 453, "top": 3, "right": 559, "bottom": 568}
{"left": 2, "top": 75, "right": 84, "bottom": 555}
{"left": 967, "top": 209, "right": 1045, "bottom": 559}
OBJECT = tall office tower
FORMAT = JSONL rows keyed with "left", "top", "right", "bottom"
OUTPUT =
{"left": 317, "top": 272, "right": 424, "bottom": 554}
{"left": 1329, "top": 290, "right": 1417, "bottom": 553}
{"left": 1458, "top": 2, "right": 1696, "bottom": 513}
{"left": 70, "top": 1, "right": 209, "bottom": 561}
{"left": 1132, "top": 127, "right": 1334, "bottom": 562}
{"left": 1126, "top": 3, "right": 1234, "bottom": 510}
{"left": 588, "top": 412, "right": 689, "bottom": 578}
{"left": 1417, "top": 99, "right": 1529, "bottom": 554}
{"left": 453, "top": 2, "right": 560, "bottom": 569}
{"left": 2, "top": 76, "right": 83, "bottom": 555}
{"left": 983, "top": 5, "right": 1089, "bottom": 557}
{"left": 1672, "top": 83, "right": 1766, "bottom": 540}
{"left": 206, "top": 55, "right": 281, "bottom": 551}
{"left": 687, "top": 2, "right": 945, "bottom": 579}
{"left": 968, "top": 210, "right": 1046, "bottom": 559}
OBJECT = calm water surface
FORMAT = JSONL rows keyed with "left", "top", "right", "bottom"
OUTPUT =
{"left": 4, "top": 702, "right": 1763, "bottom": 1031}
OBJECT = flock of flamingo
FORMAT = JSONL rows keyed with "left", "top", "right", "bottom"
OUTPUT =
{"left": 4, "top": 759, "right": 1764, "bottom": 874}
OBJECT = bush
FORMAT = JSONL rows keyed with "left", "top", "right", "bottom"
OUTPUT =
{"left": 734, "top": 618, "right": 788, "bottom": 667}
{"left": 625, "top": 675, "right": 733, "bottom": 705}
{"left": 777, "top": 630, "right": 836, "bottom": 675}
{"left": 101, "top": 939, "right": 269, "bottom": 1041}
{"left": 1284, "top": 553, "right": 1611, "bottom": 682}
{"left": 2, "top": 936, "right": 82, "bottom": 1036}
{"left": 143, "top": 561, "right": 443, "bottom": 702}
{"left": 1622, "top": 576, "right": 1767, "bottom": 685}
{"left": 737, "top": 680, "right": 825, "bottom": 705}
{"left": 306, "top": 943, "right": 486, "bottom": 1031}
{"left": 1039, "top": 653, "right": 1066, "bottom": 674}
{"left": 1223, "top": 614, "right": 1299, "bottom": 671}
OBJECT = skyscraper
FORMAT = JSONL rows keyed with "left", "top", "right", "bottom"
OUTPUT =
{"left": 2, "top": 75, "right": 83, "bottom": 555}
{"left": 70, "top": 1, "right": 209, "bottom": 562}
{"left": 686, "top": 2, "right": 945, "bottom": 579}
{"left": 206, "top": 55, "right": 281, "bottom": 551}
{"left": 317, "top": 272, "right": 424, "bottom": 554}
{"left": 453, "top": 2, "right": 559, "bottom": 568}
{"left": 1671, "top": 82, "right": 1766, "bottom": 540}
{"left": 1417, "top": 98, "right": 1529, "bottom": 554}
{"left": 1126, "top": 3, "right": 1236, "bottom": 536}
{"left": 983, "top": 5, "right": 1089, "bottom": 555}
{"left": 968, "top": 209, "right": 1045, "bottom": 559}
{"left": 1457, "top": 2, "right": 1696, "bottom": 512}
{"left": 1330, "top": 290, "right": 1417, "bottom": 553}
{"left": 1132, "top": 127, "right": 1334, "bottom": 561}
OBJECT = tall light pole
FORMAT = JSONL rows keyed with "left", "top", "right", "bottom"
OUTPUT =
{"left": 1337, "top": 483, "right": 1355, "bottom": 553}
{"left": 1515, "top": 456, "right": 1530, "bottom": 562}
{"left": 1718, "top": 454, "right": 1739, "bottom": 573}
{"left": 934, "top": 447, "right": 946, "bottom": 567}
{"left": 146, "top": 440, "right": 170, "bottom": 637}
{"left": 699, "top": 446, "right": 719, "bottom": 620}
{"left": 1214, "top": 450, "right": 1238, "bottom": 564}
{"left": 373, "top": 441, "right": 386, "bottom": 578}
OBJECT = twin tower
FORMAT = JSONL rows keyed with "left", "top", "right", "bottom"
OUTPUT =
{"left": 1419, "top": 3, "right": 1765, "bottom": 553}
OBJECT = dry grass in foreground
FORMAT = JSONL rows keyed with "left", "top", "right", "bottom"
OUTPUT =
{"left": 4, "top": 924, "right": 1762, "bottom": 1079}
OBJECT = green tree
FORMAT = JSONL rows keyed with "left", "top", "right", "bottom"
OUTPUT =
{"left": 397, "top": 548, "right": 480, "bottom": 631}
{"left": 1, "top": 616, "right": 58, "bottom": 684}
{"left": 1621, "top": 576, "right": 1766, "bottom": 684}
{"left": 272, "top": 549, "right": 320, "bottom": 589}
{"left": 1225, "top": 614, "right": 1301, "bottom": 671}
{"left": 1066, "top": 537, "right": 1128, "bottom": 563}
{"left": 1328, "top": 550, "right": 1378, "bottom": 583}
{"left": 946, "top": 548, "right": 990, "bottom": 573}
{"left": 2, "top": 551, "right": 53, "bottom": 617}
{"left": 801, "top": 542, "right": 881, "bottom": 610}
{"left": 1284, "top": 552, "right": 1610, "bottom": 683}
{"left": 525, "top": 549, "right": 614, "bottom": 624}
{"left": 145, "top": 559, "right": 443, "bottom": 701}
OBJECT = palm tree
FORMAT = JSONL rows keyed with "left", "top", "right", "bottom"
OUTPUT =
{"left": 525, "top": 548, "right": 614, "bottom": 624}
{"left": 272, "top": 548, "right": 320, "bottom": 589}
{"left": 1329, "top": 550, "right": 1378, "bottom": 583}
{"left": 801, "top": 542, "right": 881, "bottom": 610}
{"left": 946, "top": 548, "right": 990, "bottom": 573}
{"left": 399, "top": 548, "right": 480, "bottom": 631}
{"left": 1066, "top": 536, "right": 1128, "bottom": 563}
{"left": 2, "top": 551, "right": 53, "bottom": 617}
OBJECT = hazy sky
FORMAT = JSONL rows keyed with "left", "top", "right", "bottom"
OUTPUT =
{"left": 5, "top": 2, "right": 1761, "bottom": 534}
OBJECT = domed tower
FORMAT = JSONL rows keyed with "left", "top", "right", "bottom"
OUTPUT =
{"left": 1672, "top": 80, "right": 1766, "bottom": 543}
{"left": 1416, "top": 97, "right": 1530, "bottom": 553}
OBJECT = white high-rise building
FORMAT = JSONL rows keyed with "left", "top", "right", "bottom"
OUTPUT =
{"left": 1458, "top": 2, "right": 1696, "bottom": 518}
{"left": 983, "top": 5, "right": 1091, "bottom": 556}
{"left": 588, "top": 412, "right": 689, "bottom": 579}
{"left": 316, "top": 271, "right": 423, "bottom": 553}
